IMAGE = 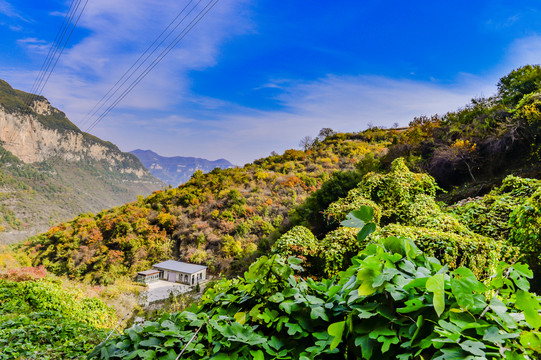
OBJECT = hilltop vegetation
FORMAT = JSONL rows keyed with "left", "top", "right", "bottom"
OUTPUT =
{"left": 21, "top": 65, "right": 541, "bottom": 287}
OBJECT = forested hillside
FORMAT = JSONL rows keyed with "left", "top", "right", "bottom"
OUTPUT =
{"left": 0, "top": 79, "right": 164, "bottom": 243}
{"left": 2, "top": 65, "right": 541, "bottom": 359}
{"left": 21, "top": 66, "right": 541, "bottom": 286}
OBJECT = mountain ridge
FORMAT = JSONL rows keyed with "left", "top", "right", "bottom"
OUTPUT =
{"left": 130, "top": 149, "right": 234, "bottom": 186}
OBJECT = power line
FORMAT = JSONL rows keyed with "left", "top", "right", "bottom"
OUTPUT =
{"left": 78, "top": 0, "right": 198, "bottom": 130}
{"left": 23, "top": 0, "right": 81, "bottom": 106}
{"left": 32, "top": 0, "right": 89, "bottom": 101}
{"left": 2, "top": 0, "right": 88, "bottom": 163}
{"left": 85, "top": 0, "right": 220, "bottom": 134}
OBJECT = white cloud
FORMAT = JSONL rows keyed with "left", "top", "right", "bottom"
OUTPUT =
{"left": 102, "top": 72, "right": 496, "bottom": 165}
{"left": 17, "top": 37, "right": 49, "bottom": 54}
{"left": 3, "top": 3, "right": 541, "bottom": 166}
{"left": 9, "top": 0, "right": 253, "bottom": 128}
{"left": 0, "top": 0, "right": 28, "bottom": 21}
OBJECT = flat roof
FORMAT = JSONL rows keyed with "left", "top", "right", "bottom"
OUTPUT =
{"left": 152, "top": 260, "right": 207, "bottom": 274}
{"left": 138, "top": 269, "right": 160, "bottom": 276}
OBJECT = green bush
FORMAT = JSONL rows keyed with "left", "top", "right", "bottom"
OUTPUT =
{"left": 356, "top": 158, "right": 440, "bottom": 224}
{"left": 324, "top": 188, "right": 381, "bottom": 225}
{"left": 0, "top": 278, "right": 114, "bottom": 359}
{"left": 510, "top": 188, "right": 541, "bottom": 280}
{"left": 407, "top": 194, "right": 473, "bottom": 235}
{"left": 372, "top": 224, "right": 519, "bottom": 279}
{"left": 318, "top": 227, "right": 366, "bottom": 277}
{"left": 451, "top": 175, "right": 541, "bottom": 240}
{"left": 272, "top": 226, "right": 319, "bottom": 259}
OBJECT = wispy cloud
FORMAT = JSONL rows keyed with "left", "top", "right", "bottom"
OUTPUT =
{"left": 0, "top": 0, "right": 28, "bottom": 21}
{"left": 111, "top": 72, "right": 496, "bottom": 165}
{"left": 17, "top": 37, "right": 49, "bottom": 54}
{"left": 9, "top": 0, "right": 253, "bottom": 122}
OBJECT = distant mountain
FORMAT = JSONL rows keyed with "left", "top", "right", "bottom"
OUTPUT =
{"left": 130, "top": 149, "right": 234, "bottom": 186}
{"left": 0, "top": 79, "right": 164, "bottom": 243}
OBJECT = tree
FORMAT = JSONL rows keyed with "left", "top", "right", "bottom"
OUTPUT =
{"left": 497, "top": 65, "right": 541, "bottom": 106}
{"left": 299, "top": 136, "right": 314, "bottom": 151}
{"left": 317, "top": 128, "right": 335, "bottom": 140}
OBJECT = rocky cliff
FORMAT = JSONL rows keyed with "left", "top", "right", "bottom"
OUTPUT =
{"left": 0, "top": 79, "right": 164, "bottom": 243}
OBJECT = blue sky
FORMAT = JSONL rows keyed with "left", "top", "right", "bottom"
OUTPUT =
{"left": 1, "top": 0, "right": 541, "bottom": 164}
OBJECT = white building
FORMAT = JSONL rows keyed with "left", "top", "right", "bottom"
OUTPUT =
{"left": 150, "top": 260, "right": 207, "bottom": 285}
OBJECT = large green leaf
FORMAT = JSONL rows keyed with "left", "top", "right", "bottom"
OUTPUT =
{"left": 426, "top": 273, "right": 445, "bottom": 317}
{"left": 357, "top": 222, "right": 377, "bottom": 241}
{"left": 451, "top": 267, "right": 485, "bottom": 310}
{"left": 515, "top": 290, "right": 541, "bottom": 329}
{"left": 328, "top": 321, "right": 346, "bottom": 350}
{"left": 340, "top": 206, "right": 374, "bottom": 228}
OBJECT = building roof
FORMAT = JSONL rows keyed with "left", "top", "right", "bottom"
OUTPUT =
{"left": 138, "top": 269, "right": 160, "bottom": 276}
{"left": 152, "top": 260, "right": 207, "bottom": 274}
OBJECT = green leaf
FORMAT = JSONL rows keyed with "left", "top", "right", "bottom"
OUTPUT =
{"left": 356, "top": 257, "right": 381, "bottom": 296}
{"left": 279, "top": 300, "right": 298, "bottom": 314}
{"left": 355, "top": 206, "right": 374, "bottom": 222}
{"left": 426, "top": 273, "right": 445, "bottom": 317}
{"left": 489, "top": 297, "right": 517, "bottom": 329}
{"left": 357, "top": 223, "right": 377, "bottom": 241}
{"left": 140, "top": 350, "right": 157, "bottom": 360}
{"left": 382, "top": 236, "right": 420, "bottom": 259}
{"left": 397, "top": 298, "right": 424, "bottom": 313}
{"left": 354, "top": 336, "right": 373, "bottom": 359}
{"left": 482, "top": 326, "right": 519, "bottom": 344}
{"left": 327, "top": 285, "right": 341, "bottom": 299}
{"left": 285, "top": 322, "right": 303, "bottom": 336}
{"left": 378, "top": 335, "right": 399, "bottom": 353}
{"left": 139, "top": 337, "right": 161, "bottom": 348}
{"left": 310, "top": 306, "right": 329, "bottom": 321}
{"left": 268, "top": 293, "right": 284, "bottom": 303}
{"left": 328, "top": 321, "right": 346, "bottom": 350}
{"left": 451, "top": 267, "right": 485, "bottom": 310}
{"left": 234, "top": 312, "right": 247, "bottom": 325}
{"left": 520, "top": 331, "right": 541, "bottom": 352}
{"left": 515, "top": 290, "right": 541, "bottom": 329}
{"left": 340, "top": 214, "right": 365, "bottom": 228}
{"left": 158, "top": 349, "right": 177, "bottom": 360}
{"left": 249, "top": 350, "right": 264, "bottom": 360}
{"left": 458, "top": 340, "right": 486, "bottom": 356}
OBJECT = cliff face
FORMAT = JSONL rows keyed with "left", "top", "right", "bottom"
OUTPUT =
{"left": 0, "top": 79, "right": 164, "bottom": 243}
{"left": 1, "top": 98, "right": 146, "bottom": 177}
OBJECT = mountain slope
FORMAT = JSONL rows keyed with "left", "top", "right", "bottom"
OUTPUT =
{"left": 21, "top": 65, "right": 541, "bottom": 284}
{"left": 130, "top": 149, "right": 233, "bottom": 186}
{"left": 0, "top": 79, "right": 164, "bottom": 242}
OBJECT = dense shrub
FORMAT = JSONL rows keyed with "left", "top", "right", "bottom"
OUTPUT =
{"left": 0, "top": 278, "right": 115, "bottom": 359}
{"left": 510, "top": 188, "right": 541, "bottom": 284}
{"left": 451, "top": 175, "right": 541, "bottom": 240}
{"left": 91, "top": 235, "right": 541, "bottom": 360}
{"left": 271, "top": 226, "right": 319, "bottom": 258}
{"left": 372, "top": 224, "right": 518, "bottom": 279}
{"left": 324, "top": 188, "right": 381, "bottom": 225}
{"left": 356, "top": 158, "right": 440, "bottom": 224}
{"left": 318, "top": 227, "right": 365, "bottom": 277}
